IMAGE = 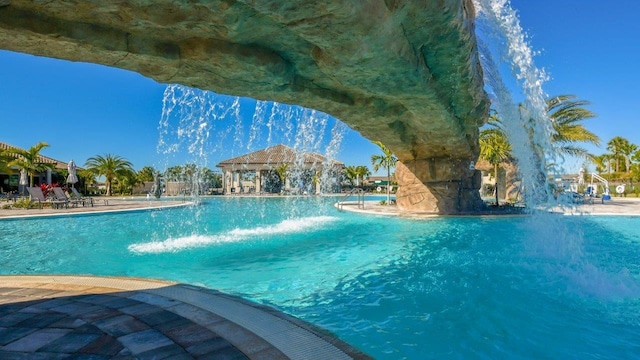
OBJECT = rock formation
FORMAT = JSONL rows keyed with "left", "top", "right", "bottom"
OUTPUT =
{"left": 0, "top": 0, "right": 489, "bottom": 213}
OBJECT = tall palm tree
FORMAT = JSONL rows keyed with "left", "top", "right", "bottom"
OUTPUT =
{"left": 606, "top": 136, "right": 627, "bottom": 173}
{"left": 592, "top": 154, "right": 613, "bottom": 175}
{"left": 137, "top": 166, "right": 156, "bottom": 183}
{"left": 479, "top": 115, "right": 512, "bottom": 204}
{"left": 5, "top": 142, "right": 54, "bottom": 187}
{"left": 0, "top": 149, "right": 12, "bottom": 174}
{"left": 547, "top": 95, "right": 600, "bottom": 159}
{"left": 371, "top": 141, "right": 397, "bottom": 205}
{"left": 614, "top": 138, "right": 637, "bottom": 173}
{"left": 275, "top": 163, "right": 289, "bottom": 191}
{"left": 343, "top": 165, "right": 371, "bottom": 186}
{"left": 85, "top": 154, "right": 134, "bottom": 196}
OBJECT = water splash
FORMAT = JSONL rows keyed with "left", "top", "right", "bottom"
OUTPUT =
{"left": 475, "top": 0, "right": 557, "bottom": 208}
{"left": 128, "top": 216, "right": 339, "bottom": 253}
{"left": 475, "top": 0, "right": 640, "bottom": 300}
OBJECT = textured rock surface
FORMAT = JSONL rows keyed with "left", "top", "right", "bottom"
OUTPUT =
{"left": 0, "top": 0, "right": 489, "bottom": 213}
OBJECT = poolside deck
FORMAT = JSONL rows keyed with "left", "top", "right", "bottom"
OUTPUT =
{"left": 0, "top": 275, "right": 370, "bottom": 359}
{"left": 337, "top": 196, "right": 640, "bottom": 217}
{"left": 0, "top": 198, "right": 192, "bottom": 219}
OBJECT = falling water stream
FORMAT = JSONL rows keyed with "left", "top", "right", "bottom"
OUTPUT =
{"left": 474, "top": 0, "right": 640, "bottom": 299}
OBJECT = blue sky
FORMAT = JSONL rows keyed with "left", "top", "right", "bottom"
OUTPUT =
{"left": 1, "top": 1, "right": 638, "bottom": 173}
{"left": 511, "top": 0, "right": 640, "bottom": 168}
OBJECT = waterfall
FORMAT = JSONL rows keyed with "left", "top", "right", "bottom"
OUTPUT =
{"left": 474, "top": 0, "right": 640, "bottom": 299}
{"left": 156, "top": 85, "right": 346, "bottom": 200}
{"left": 474, "top": 0, "right": 559, "bottom": 209}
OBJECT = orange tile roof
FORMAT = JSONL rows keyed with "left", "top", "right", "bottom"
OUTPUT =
{"left": 216, "top": 144, "right": 343, "bottom": 167}
{"left": 0, "top": 141, "right": 70, "bottom": 170}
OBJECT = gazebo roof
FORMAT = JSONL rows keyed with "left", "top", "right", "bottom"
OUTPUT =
{"left": 0, "top": 141, "right": 69, "bottom": 170}
{"left": 216, "top": 144, "right": 343, "bottom": 168}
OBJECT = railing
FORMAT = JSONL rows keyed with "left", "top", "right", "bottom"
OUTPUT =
{"left": 590, "top": 173, "right": 610, "bottom": 195}
{"left": 337, "top": 188, "right": 365, "bottom": 210}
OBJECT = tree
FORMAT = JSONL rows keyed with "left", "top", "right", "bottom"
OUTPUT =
{"left": 592, "top": 153, "right": 613, "bottom": 175}
{"left": 548, "top": 95, "right": 600, "bottom": 159}
{"left": 5, "top": 142, "right": 55, "bottom": 187}
{"left": 137, "top": 166, "right": 156, "bottom": 183}
{"left": 343, "top": 165, "right": 371, "bottom": 186}
{"left": 479, "top": 115, "right": 512, "bottom": 205}
{"left": 606, "top": 136, "right": 627, "bottom": 173}
{"left": 0, "top": 149, "right": 12, "bottom": 174}
{"left": 371, "top": 141, "right": 397, "bottom": 205}
{"left": 84, "top": 154, "right": 135, "bottom": 196}
{"left": 618, "top": 139, "right": 637, "bottom": 174}
{"left": 275, "top": 163, "right": 289, "bottom": 189}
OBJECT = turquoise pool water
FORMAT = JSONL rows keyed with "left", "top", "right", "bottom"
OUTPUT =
{"left": 1, "top": 197, "right": 639, "bottom": 359}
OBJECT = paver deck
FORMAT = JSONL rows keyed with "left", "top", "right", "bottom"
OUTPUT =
{"left": 0, "top": 275, "right": 370, "bottom": 360}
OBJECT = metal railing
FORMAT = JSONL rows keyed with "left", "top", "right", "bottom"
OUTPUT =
{"left": 337, "top": 188, "right": 365, "bottom": 210}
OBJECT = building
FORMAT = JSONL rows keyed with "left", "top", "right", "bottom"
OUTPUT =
{"left": 0, "top": 141, "right": 72, "bottom": 193}
{"left": 216, "top": 144, "right": 344, "bottom": 195}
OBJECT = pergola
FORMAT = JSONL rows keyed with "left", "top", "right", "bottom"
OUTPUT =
{"left": 216, "top": 145, "right": 344, "bottom": 195}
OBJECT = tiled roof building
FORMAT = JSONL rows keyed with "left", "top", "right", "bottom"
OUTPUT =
{"left": 216, "top": 144, "right": 343, "bottom": 195}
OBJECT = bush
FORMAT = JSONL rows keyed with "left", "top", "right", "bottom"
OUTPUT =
{"left": 11, "top": 198, "right": 39, "bottom": 209}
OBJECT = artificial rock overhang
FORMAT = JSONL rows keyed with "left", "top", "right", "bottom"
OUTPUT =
{"left": 0, "top": 0, "right": 490, "bottom": 213}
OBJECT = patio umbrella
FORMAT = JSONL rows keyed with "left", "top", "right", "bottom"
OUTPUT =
{"left": 19, "top": 169, "right": 28, "bottom": 194}
{"left": 67, "top": 160, "right": 79, "bottom": 188}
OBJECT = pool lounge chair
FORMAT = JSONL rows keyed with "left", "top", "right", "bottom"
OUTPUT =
{"left": 70, "top": 187, "right": 95, "bottom": 207}
{"left": 52, "top": 187, "right": 85, "bottom": 207}
{"left": 27, "top": 187, "right": 68, "bottom": 209}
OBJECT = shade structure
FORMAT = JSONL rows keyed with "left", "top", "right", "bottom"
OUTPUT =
{"left": 67, "top": 160, "right": 79, "bottom": 185}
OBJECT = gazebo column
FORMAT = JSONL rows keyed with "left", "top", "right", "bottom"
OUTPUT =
{"left": 315, "top": 171, "right": 321, "bottom": 195}
{"left": 224, "top": 170, "right": 231, "bottom": 194}
{"left": 233, "top": 172, "right": 239, "bottom": 192}
{"left": 255, "top": 170, "right": 261, "bottom": 194}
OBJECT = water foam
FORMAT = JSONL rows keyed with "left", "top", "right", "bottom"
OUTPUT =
{"left": 128, "top": 216, "right": 339, "bottom": 254}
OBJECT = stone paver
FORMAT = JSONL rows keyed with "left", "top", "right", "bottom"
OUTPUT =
{"left": 0, "top": 275, "right": 371, "bottom": 360}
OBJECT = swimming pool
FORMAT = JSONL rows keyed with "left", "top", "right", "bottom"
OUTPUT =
{"left": 1, "top": 197, "right": 639, "bottom": 359}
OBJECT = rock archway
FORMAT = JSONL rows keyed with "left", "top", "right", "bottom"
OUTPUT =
{"left": 0, "top": 0, "right": 489, "bottom": 213}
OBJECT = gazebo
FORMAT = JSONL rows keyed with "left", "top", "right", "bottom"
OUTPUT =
{"left": 216, "top": 144, "right": 344, "bottom": 195}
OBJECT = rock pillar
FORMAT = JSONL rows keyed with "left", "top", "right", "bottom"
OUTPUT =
{"left": 395, "top": 159, "right": 484, "bottom": 214}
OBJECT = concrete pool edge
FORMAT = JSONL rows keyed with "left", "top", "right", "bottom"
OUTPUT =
{"left": 0, "top": 200, "right": 194, "bottom": 220}
{"left": 336, "top": 198, "right": 640, "bottom": 217}
{"left": 0, "top": 275, "right": 372, "bottom": 360}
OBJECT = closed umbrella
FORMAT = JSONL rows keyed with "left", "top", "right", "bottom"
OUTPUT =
{"left": 19, "top": 169, "right": 28, "bottom": 195}
{"left": 67, "top": 160, "right": 79, "bottom": 188}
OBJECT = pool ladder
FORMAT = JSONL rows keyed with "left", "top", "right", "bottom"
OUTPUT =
{"left": 337, "top": 188, "right": 365, "bottom": 210}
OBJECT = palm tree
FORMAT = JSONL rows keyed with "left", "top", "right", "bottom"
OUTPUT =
{"left": 275, "top": 163, "right": 289, "bottom": 190}
{"left": 547, "top": 95, "right": 600, "bottom": 159}
{"left": 479, "top": 115, "right": 512, "bottom": 204}
{"left": 606, "top": 136, "right": 627, "bottom": 173}
{"left": 137, "top": 166, "right": 156, "bottom": 183}
{"left": 5, "top": 142, "right": 55, "bottom": 187}
{"left": 84, "top": 154, "right": 134, "bottom": 196}
{"left": 592, "top": 154, "right": 613, "bottom": 175}
{"left": 343, "top": 165, "right": 371, "bottom": 186}
{"left": 0, "top": 149, "right": 12, "bottom": 174}
{"left": 616, "top": 138, "right": 637, "bottom": 173}
{"left": 371, "top": 141, "right": 397, "bottom": 205}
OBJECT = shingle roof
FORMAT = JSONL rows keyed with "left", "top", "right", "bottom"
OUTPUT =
{"left": 0, "top": 141, "right": 70, "bottom": 170}
{"left": 216, "top": 144, "right": 343, "bottom": 167}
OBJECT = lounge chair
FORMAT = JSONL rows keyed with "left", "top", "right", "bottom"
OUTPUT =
{"left": 70, "top": 187, "right": 95, "bottom": 207}
{"left": 27, "top": 187, "right": 68, "bottom": 209}
{"left": 52, "top": 187, "right": 85, "bottom": 207}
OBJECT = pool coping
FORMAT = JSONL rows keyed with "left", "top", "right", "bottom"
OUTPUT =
{"left": 335, "top": 198, "right": 640, "bottom": 217}
{"left": 0, "top": 275, "right": 372, "bottom": 360}
{"left": 0, "top": 201, "right": 194, "bottom": 220}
